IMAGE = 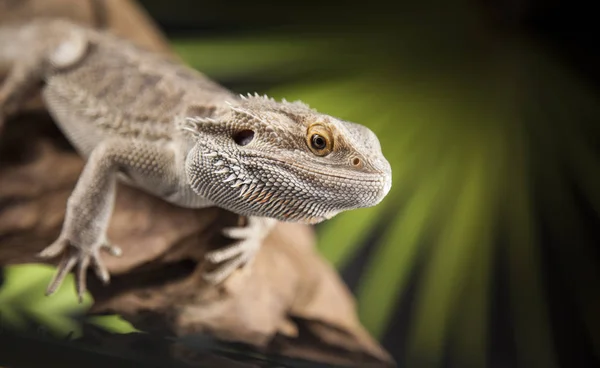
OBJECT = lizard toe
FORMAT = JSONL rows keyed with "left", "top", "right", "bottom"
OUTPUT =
{"left": 91, "top": 252, "right": 111, "bottom": 284}
{"left": 204, "top": 242, "right": 245, "bottom": 263}
{"left": 100, "top": 242, "right": 122, "bottom": 256}
{"left": 205, "top": 236, "right": 260, "bottom": 264}
{"left": 221, "top": 225, "right": 253, "bottom": 240}
{"left": 38, "top": 237, "right": 69, "bottom": 258}
{"left": 45, "top": 247, "right": 78, "bottom": 296}
{"left": 75, "top": 255, "right": 91, "bottom": 303}
{"left": 202, "top": 255, "right": 247, "bottom": 284}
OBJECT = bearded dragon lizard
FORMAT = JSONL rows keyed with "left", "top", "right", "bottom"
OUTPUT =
{"left": 0, "top": 19, "right": 392, "bottom": 301}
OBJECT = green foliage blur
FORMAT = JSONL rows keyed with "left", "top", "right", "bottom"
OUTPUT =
{"left": 1, "top": 1, "right": 599, "bottom": 367}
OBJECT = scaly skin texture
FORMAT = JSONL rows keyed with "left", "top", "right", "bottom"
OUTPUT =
{"left": 0, "top": 19, "right": 392, "bottom": 301}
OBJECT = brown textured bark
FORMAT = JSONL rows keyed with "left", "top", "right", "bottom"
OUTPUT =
{"left": 0, "top": 0, "right": 393, "bottom": 366}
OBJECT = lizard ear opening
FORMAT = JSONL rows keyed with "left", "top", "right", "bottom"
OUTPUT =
{"left": 233, "top": 129, "right": 255, "bottom": 146}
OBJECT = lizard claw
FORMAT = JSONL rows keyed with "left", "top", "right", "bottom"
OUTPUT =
{"left": 100, "top": 242, "right": 122, "bottom": 257}
{"left": 38, "top": 237, "right": 121, "bottom": 303}
{"left": 37, "top": 237, "right": 68, "bottom": 258}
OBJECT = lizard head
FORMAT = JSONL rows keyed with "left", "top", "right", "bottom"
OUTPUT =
{"left": 181, "top": 94, "right": 392, "bottom": 224}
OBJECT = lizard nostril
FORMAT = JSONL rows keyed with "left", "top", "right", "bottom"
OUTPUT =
{"left": 352, "top": 157, "right": 363, "bottom": 169}
{"left": 233, "top": 130, "right": 255, "bottom": 146}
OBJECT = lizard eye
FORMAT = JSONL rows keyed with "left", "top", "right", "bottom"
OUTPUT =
{"left": 311, "top": 135, "right": 327, "bottom": 149}
{"left": 306, "top": 124, "right": 333, "bottom": 156}
{"left": 233, "top": 129, "right": 255, "bottom": 146}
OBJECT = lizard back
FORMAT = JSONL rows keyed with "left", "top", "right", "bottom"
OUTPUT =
{"left": 41, "top": 21, "right": 235, "bottom": 156}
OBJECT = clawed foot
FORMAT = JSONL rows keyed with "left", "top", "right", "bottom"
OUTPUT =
{"left": 202, "top": 225, "right": 261, "bottom": 284}
{"left": 202, "top": 217, "right": 275, "bottom": 284}
{"left": 38, "top": 236, "right": 122, "bottom": 302}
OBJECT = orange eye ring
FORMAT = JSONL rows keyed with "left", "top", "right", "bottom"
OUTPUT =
{"left": 306, "top": 124, "right": 333, "bottom": 156}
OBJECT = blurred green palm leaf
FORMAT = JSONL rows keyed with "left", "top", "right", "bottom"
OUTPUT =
{"left": 0, "top": 264, "right": 90, "bottom": 336}
{"left": 0, "top": 264, "right": 139, "bottom": 336}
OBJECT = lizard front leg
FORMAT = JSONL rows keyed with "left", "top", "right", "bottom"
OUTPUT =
{"left": 39, "top": 139, "right": 178, "bottom": 302}
{"left": 203, "top": 216, "right": 276, "bottom": 284}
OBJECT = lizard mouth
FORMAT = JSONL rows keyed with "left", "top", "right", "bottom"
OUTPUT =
{"left": 248, "top": 154, "right": 393, "bottom": 203}
{"left": 247, "top": 153, "right": 391, "bottom": 186}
